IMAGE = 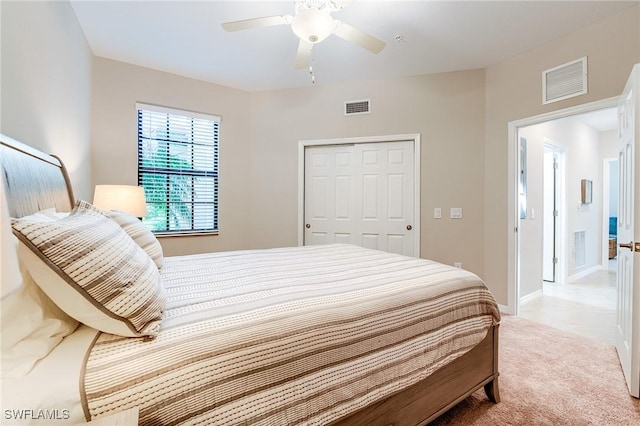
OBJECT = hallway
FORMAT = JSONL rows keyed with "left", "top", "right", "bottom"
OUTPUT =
{"left": 519, "top": 268, "right": 616, "bottom": 345}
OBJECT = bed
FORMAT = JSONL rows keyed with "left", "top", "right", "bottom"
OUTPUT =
{"left": 0, "top": 133, "right": 500, "bottom": 425}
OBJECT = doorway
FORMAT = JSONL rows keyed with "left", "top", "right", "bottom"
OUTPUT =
{"left": 602, "top": 158, "right": 619, "bottom": 270}
{"left": 508, "top": 98, "right": 617, "bottom": 342}
{"left": 542, "top": 143, "right": 565, "bottom": 284}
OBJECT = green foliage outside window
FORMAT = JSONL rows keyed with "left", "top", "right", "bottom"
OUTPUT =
{"left": 137, "top": 105, "right": 219, "bottom": 235}
{"left": 140, "top": 147, "right": 194, "bottom": 232}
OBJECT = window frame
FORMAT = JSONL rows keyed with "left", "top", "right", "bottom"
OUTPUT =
{"left": 136, "top": 102, "right": 220, "bottom": 237}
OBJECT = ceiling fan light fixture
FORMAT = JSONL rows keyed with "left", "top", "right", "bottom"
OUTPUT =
{"left": 291, "top": 9, "right": 334, "bottom": 43}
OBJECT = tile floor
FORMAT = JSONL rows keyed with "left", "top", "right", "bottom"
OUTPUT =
{"left": 519, "top": 262, "right": 617, "bottom": 345}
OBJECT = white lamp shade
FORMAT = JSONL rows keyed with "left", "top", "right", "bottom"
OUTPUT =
{"left": 93, "top": 185, "right": 148, "bottom": 217}
{"left": 291, "top": 9, "right": 334, "bottom": 43}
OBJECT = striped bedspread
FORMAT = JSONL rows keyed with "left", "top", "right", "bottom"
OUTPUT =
{"left": 81, "top": 244, "right": 500, "bottom": 425}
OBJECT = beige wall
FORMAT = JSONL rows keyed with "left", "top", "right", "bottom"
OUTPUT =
{"left": 484, "top": 5, "right": 640, "bottom": 304}
{"left": 0, "top": 0, "right": 93, "bottom": 200}
{"left": 3, "top": 1, "right": 638, "bottom": 305}
{"left": 517, "top": 125, "right": 545, "bottom": 298}
{"left": 91, "top": 58, "right": 252, "bottom": 256}
{"left": 600, "top": 129, "right": 619, "bottom": 160}
{"left": 248, "top": 71, "right": 487, "bottom": 276}
{"left": 91, "top": 64, "right": 487, "bottom": 273}
{"left": 566, "top": 120, "right": 603, "bottom": 276}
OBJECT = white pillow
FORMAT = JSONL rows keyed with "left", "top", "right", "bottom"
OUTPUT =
{"left": 104, "top": 210, "right": 164, "bottom": 269}
{"left": 1, "top": 208, "right": 78, "bottom": 378}
{"left": 11, "top": 200, "right": 165, "bottom": 338}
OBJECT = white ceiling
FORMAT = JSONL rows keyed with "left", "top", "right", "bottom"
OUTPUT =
{"left": 576, "top": 108, "right": 618, "bottom": 132}
{"left": 69, "top": 0, "right": 638, "bottom": 92}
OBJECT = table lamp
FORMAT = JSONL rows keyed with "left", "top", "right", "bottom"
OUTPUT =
{"left": 93, "top": 185, "right": 148, "bottom": 218}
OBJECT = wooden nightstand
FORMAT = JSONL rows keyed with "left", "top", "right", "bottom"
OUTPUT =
{"left": 74, "top": 407, "right": 139, "bottom": 426}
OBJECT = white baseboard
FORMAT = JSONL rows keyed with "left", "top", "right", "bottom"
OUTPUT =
{"left": 568, "top": 265, "right": 601, "bottom": 283}
{"left": 519, "top": 289, "right": 542, "bottom": 306}
{"left": 498, "top": 304, "right": 511, "bottom": 314}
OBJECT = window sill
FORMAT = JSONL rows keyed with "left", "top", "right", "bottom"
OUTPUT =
{"left": 154, "top": 230, "right": 219, "bottom": 238}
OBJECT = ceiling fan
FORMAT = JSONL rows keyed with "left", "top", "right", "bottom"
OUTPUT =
{"left": 221, "top": 0, "right": 386, "bottom": 69}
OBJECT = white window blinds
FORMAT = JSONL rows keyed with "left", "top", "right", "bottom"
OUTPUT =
{"left": 136, "top": 103, "right": 219, "bottom": 235}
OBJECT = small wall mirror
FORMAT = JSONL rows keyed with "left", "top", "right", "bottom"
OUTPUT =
{"left": 581, "top": 179, "right": 592, "bottom": 204}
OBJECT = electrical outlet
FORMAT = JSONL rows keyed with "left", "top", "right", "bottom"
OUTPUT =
{"left": 454, "top": 262, "right": 462, "bottom": 268}
{"left": 450, "top": 208, "right": 463, "bottom": 219}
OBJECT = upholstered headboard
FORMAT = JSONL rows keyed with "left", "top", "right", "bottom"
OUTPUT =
{"left": 1, "top": 134, "right": 75, "bottom": 218}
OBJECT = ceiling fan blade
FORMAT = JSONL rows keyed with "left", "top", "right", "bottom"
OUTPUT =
{"left": 221, "top": 15, "right": 291, "bottom": 32}
{"left": 333, "top": 20, "right": 386, "bottom": 54}
{"left": 329, "top": 0, "right": 355, "bottom": 11}
{"left": 295, "top": 39, "right": 313, "bottom": 69}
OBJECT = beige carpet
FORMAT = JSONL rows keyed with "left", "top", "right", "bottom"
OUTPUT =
{"left": 430, "top": 315, "right": 640, "bottom": 425}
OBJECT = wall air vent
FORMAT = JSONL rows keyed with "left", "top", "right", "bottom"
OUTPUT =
{"left": 542, "top": 57, "right": 588, "bottom": 105}
{"left": 345, "top": 99, "right": 370, "bottom": 116}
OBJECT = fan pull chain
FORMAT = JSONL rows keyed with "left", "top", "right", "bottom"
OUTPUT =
{"left": 309, "top": 65, "right": 315, "bottom": 84}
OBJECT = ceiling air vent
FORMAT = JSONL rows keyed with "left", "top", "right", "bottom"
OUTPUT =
{"left": 345, "top": 99, "right": 370, "bottom": 116}
{"left": 542, "top": 57, "right": 588, "bottom": 105}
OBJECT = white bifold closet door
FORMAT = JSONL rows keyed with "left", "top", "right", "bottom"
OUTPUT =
{"left": 304, "top": 140, "right": 415, "bottom": 257}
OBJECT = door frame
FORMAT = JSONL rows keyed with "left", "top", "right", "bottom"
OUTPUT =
{"left": 507, "top": 97, "right": 618, "bottom": 315}
{"left": 601, "top": 157, "right": 618, "bottom": 268}
{"left": 542, "top": 142, "right": 566, "bottom": 284}
{"left": 297, "top": 133, "right": 421, "bottom": 256}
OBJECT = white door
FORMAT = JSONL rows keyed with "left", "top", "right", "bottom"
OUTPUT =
{"left": 616, "top": 64, "right": 640, "bottom": 398}
{"left": 542, "top": 148, "right": 558, "bottom": 282}
{"left": 304, "top": 141, "right": 415, "bottom": 256}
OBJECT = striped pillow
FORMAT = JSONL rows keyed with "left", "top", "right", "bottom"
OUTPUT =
{"left": 104, "top": 210, "right": 163, "bottom": 269}
{"left": 11, "top": 200, "right": 164, "bottom": 338}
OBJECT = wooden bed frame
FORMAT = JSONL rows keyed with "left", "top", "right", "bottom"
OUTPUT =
{"left": 1, "top": 133, "right": 500, "bottom": 425}
{"left": 333, "top": 325, "right": 499, "bottom": 426}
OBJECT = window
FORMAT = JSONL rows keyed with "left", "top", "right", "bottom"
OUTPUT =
{"left": 137, "top": 103, "right": 219, "bottom": 235}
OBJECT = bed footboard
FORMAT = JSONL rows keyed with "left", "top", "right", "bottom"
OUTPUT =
{"left": 331, "top": 323, "right": 500, "bottom": 426}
